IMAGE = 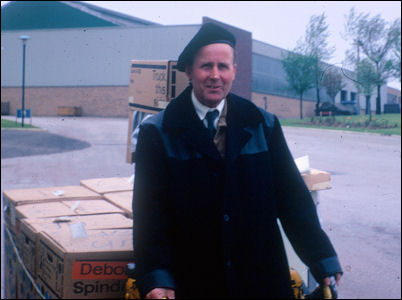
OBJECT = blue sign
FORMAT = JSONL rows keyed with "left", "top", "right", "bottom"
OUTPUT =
{"left": 16, "top": 109, "right": 31, "bottom": 118}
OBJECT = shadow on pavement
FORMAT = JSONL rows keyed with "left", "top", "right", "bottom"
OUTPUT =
{"left": 1, "top": 130, "right": 91, "bottom": 159}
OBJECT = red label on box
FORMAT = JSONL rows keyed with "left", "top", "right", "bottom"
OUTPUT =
{"left": 72, "top": 261, "right": 129, "bottom": 279}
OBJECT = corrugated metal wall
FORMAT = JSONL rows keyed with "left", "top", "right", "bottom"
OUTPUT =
{"left": 1, "top": 25, "right": 200, "bottom": 87}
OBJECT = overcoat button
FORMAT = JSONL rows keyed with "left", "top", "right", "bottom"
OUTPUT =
{"left": 224, "top": 214, "right": 230, "bottom": 222}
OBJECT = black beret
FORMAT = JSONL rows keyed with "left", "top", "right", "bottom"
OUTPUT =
{"left": 177, "top": 23, "right": 236, "bottom": 72}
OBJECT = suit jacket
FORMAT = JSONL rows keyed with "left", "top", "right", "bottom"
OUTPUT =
{"left": 133, "top": 86, "right": 342, "bottom": 298}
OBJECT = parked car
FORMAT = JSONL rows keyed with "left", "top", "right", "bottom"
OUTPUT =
{"left": 317, "top": 101, "right": 358, "bottom": 116}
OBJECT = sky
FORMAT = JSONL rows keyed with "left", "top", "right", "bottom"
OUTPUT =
{"left": 1, "top": 1, "right": 401, "bottom": 89}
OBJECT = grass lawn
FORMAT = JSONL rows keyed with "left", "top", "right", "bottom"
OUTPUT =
{"left": 279, "top": 113, "right": 401, "bottom": 136}
{"left": 1, "top": 118, "right": 39, "bottom": 129}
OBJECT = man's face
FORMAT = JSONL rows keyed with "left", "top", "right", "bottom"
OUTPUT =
{"left": 185, "top": 43, "right": 237, "bottom": 108}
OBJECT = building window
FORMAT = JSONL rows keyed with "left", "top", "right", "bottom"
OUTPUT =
{"left": 350, "top": 92, "right": 356, "bottom": 102}
{"left": 341, "top": 90, "right": 347, "bottom": 102}
{"left": 387, "top": 94, "right": 397, "bottom": 104}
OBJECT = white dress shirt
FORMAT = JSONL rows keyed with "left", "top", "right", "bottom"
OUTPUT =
{"left": 191, "top": 90, "right": 225, "bottom": 130}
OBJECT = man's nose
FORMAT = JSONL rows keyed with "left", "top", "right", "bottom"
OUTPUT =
{"left": 210, "top": 66, "right": 219, "bottom": 79}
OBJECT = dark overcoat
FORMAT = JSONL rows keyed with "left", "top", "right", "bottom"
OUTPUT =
{"left": 133, "top": 86, "right": 342, "bottom": 299}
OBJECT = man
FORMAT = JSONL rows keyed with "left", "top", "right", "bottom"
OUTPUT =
{"left": 133, "top": 23, "right": 342, "bottom": 299}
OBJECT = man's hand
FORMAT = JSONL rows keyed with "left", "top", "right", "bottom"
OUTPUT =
{"left": 145, "top": 288, "right": 175, "bottom": 299}
{"left": 321, "top": 273, "right": 341, "bottom": 298}
{"left": 322, "top": 273, "right": 342, "bottom": 286}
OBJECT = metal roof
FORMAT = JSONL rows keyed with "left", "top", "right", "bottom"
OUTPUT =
{"left": 1, "top": 1, "right": 159, "bottom": 31}
{"left": 63, "top": 1, "right": 159, "bottom": 26}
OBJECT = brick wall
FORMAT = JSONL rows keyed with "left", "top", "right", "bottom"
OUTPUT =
{"left": 1, "top": 86, "right": 130, "bottom": 117}
{"left": 2, "top": 87, "right": 318, "bottom": 119}
{"left": 252, "top": 92, "right": 316, "bottom": 119}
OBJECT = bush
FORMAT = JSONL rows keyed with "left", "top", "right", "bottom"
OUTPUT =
{"left": 309, "top": 115, "right": 398, "bottom": 130}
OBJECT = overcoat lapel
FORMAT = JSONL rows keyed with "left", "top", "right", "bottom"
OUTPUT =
{"left": 225, "top": 122, "right": 251, "bottom": 164}
{"left": 225, "top": 93, "right": 263, "bottom": 163}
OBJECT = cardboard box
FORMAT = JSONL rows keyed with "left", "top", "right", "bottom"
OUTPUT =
{"left": 18, "top": 213, "right": 133, "bottom": 280}
{"left": 4, "top": 185, "right": 100, "bottom": 206}
{"left": 80, "top": 177, "right": 133, "bottom": 195}
{"left": 128, "top": 60, "right": 188, "bottom": 114}
{"left": 126, "top": 60, "right": 191, "bottom": 163}
{"left": 4, "top": 200, "right": 88, "bottom": 299}
{"left": 61, "top": 199, "right": 124, "bottom": 215}
{"left": 103, "top": 191, "right": 133, "bottom": 219}
{"left": 13, "top": 201, "right": 82, "bottom": 282}
{"left": 15, "top": 201, "right": 85, "bottom": 222}
{"left": 13, "top": 200, "right": 109, "bottom": 283}
{"left": 22, "top": 213, "right": 132, "bottom": 234}
{"left": 14, "top": 199, "right": 124, "bottom": 281}
{"left": 3, "top": 185, "right": 100, "bottom": 229}
{"left": 15, "top": 199, "right": 123, "bottom": 224}
{"left": 37, "top": 228, "right": 133, "bottom": 299}
{"left": 301, "top": 168, "right": 331, "bottom": 191}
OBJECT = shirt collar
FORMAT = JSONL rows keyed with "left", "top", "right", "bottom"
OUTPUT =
{"left": 191, "top": 89, "right": 225, "bottom": 121}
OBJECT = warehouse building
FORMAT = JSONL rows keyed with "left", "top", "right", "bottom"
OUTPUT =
{"left": 1, "top": 1, "right": 390, "bottom": 118}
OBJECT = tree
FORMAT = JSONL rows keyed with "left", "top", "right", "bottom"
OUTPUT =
{"left": 355, "top": 58, "right": 378, "bottom": 121}
{"left": 298, "top": 13, "right": 335, "bottom": 116}
{"left": 391, "top": 33, "right": 401, "bottom": 81}
{"left": 344, "top": 8, "right": 401, "bottom": 114}
{"left": 282, "top": 51, "right": 316, "bottom": 119}
{"left": 321, "top": 67, "right": 346, "bottom": 104}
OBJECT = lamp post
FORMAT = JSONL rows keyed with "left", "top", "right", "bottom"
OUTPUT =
{"left": 20, "top": 35, "right": 30, "bottom": 127}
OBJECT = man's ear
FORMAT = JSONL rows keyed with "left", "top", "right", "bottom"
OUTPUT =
{"left": 232, "top": 63, "right": 237, "bottom": 81}
{"left": 185, "top": 66, "right": 192, "bottom": 80}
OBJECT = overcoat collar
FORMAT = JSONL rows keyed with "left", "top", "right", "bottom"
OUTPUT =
{"left": 225, "top": 90, "right": 264, "bottom": 163}
{"left": 162, "top": 86, "right": 264, "bottom": 161}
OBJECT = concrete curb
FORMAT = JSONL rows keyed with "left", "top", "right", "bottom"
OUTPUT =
{"left": 1, "top": 127, "right": 48, "bottom": 132}
{"left": 282, "top": 125, "right": 401, "bottom": 138}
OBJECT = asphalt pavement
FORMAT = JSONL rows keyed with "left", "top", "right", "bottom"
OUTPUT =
{"left": 1, "top": 116, "right": 401, "bottom": 299}
{"left": 2, "top": 129, "right": 90, "bottom": 158}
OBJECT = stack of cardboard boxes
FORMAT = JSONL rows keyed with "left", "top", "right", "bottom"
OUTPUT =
{"left": 126, "top": 60, "right": 189, "bottom": 164}
{"left": 3, "top": 171, "right": 331, "bottom": 299}
{"left": 3, "top": 179, "right": 135, "bottom": 299}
